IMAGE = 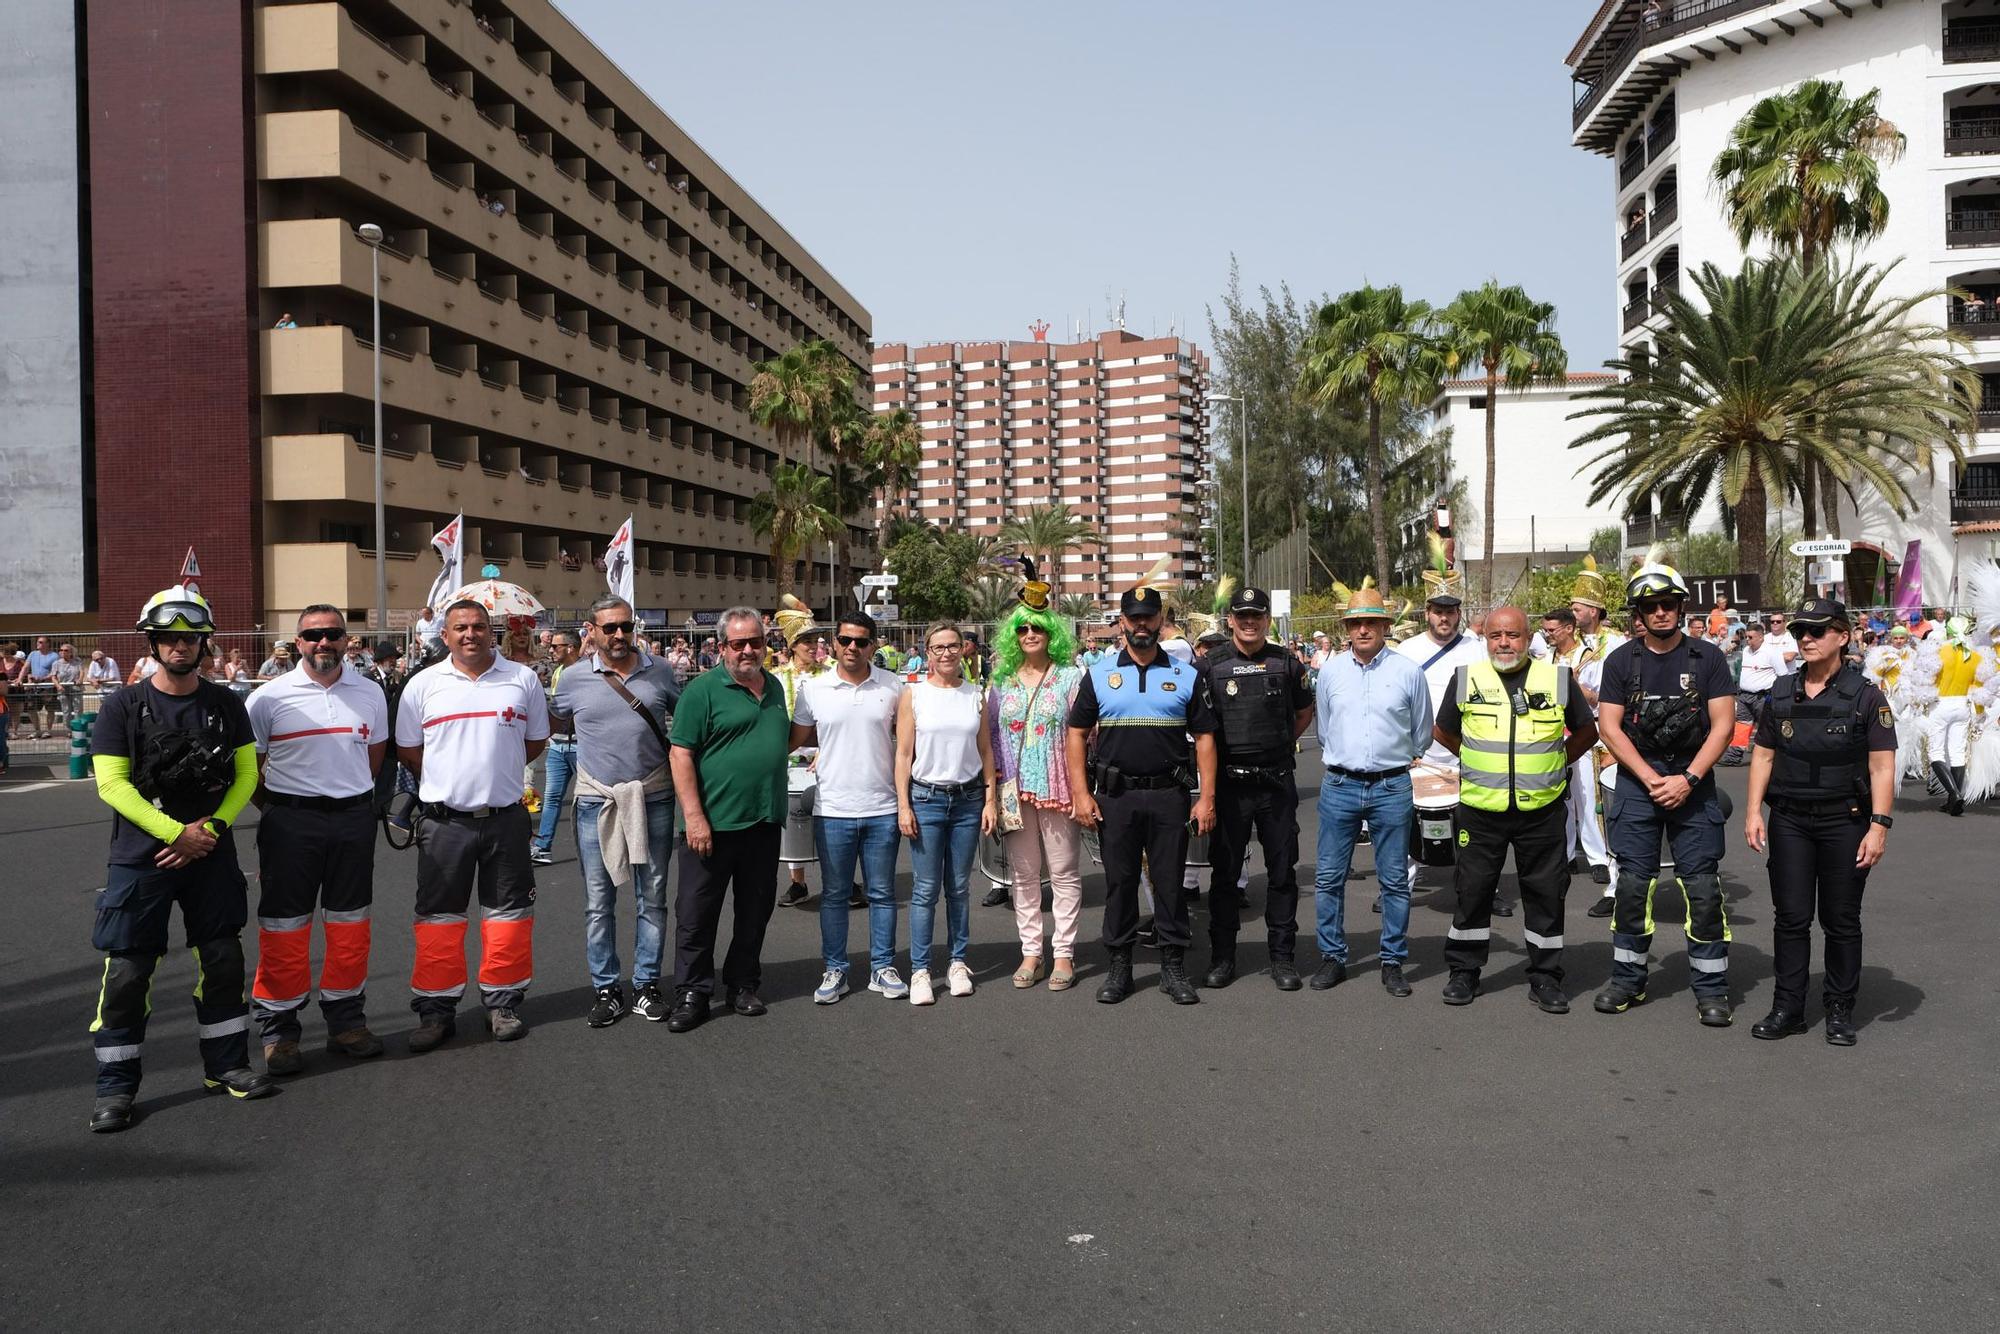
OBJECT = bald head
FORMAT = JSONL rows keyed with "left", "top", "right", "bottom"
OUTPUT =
{"left": 1485, "top": 605, "right": 1531, "bottom": 672}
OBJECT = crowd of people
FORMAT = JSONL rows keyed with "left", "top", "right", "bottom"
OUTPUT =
{"left": 61, "top": 549, "right": 1998, "bottom": 1133}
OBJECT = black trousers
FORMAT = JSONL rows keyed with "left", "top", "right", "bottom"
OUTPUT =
{"left": 1446, "top": 801, "right": 1571, "bottom": 982}
{"left": 253, "top": 803, "right": 376, "bottom": 1040}
{"left": 1766, "top": 803, "right": 1870, "bottom": 1008}
{"left": 673, "top": 821, "right": 780, "bottom": 996}
{"left": 1100, "top": 786, "right": 1191, "bottom": 951}
{"left": 1207, "top": 775, "right": 1300, "bottom": 959}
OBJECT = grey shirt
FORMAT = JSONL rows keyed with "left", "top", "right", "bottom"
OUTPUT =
{"left": 552, "top": 651, "right": 681, "bottom": 789}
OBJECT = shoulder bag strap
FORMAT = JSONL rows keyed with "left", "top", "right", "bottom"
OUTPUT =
{"left": 602, "top": 672, "right": 673, "bottom": 757}
{"left": 1420, "top": 635, "right": 1462, "bottom": 673}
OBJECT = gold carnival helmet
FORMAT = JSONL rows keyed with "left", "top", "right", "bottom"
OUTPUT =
{"left": 1570, "top": 554, "right": 1609, "bottom": 611}
{"left": 773, "top": 593, "right": 816, "bottom": 647}
{"left": 1419, "top": 532, "right": 1464, "bottom": 608}
{"left": 1016, "top": 557, "right": 1053, "bottom": 611}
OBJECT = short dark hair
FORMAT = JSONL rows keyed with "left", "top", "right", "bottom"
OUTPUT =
{"left": 587, "top": 594, "right": 633, "bottom": 622}
{"left": 444, "top": 598, "right": 489, "bottom": 622}
{"left": 1541, "top": 607, "right": 1576, "bottom": 627}
{"left": 298, "top": 603, "right": 343, "bottom": 627}
{"left": 838, "top": 610, "right": 877, "bottom": 638}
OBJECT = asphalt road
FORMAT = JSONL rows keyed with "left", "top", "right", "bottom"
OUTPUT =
{"left": 1, "top": 751, "right": 1994, "bottom": 1332}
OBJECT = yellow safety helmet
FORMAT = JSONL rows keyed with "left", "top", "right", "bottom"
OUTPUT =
{"left": 136, "top": 585, "right": 217, "bottom": 635}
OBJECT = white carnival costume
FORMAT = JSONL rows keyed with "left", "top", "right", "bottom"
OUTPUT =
{"left": 1863, "top": 637, "right": 1924, "bottom": 780}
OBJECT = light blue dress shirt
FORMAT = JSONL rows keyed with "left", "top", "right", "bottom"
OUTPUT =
{"left": 1315, "top": 647, "right": 1435, "bottom": 772}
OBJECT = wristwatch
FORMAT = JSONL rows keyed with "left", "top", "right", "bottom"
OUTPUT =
{"left": 1681, "top": 769, "right": 1702, "bottom": 787}
{"left": 1869, "top": 813, "right": 1893, "bottom": 830}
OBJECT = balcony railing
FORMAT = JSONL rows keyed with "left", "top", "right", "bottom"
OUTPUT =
{"left": 1951, "top": 487, "right": 2000, "bottom": 522}
{"left": 1623, "top": 299, "right": 1650, "bottom": 332}
{"left": 1625, "top": 511, "right": 1687, "bottom": 548}
{"left": 1647, "top": 117, "right": 1678, "bottom": 155}
{"left": 1949, "top": 304, "right": 2000, "bottom": 336}
{"left": 1619, "top": 147, "right": 1647, "bottom": 186}
{"left": 1948, "top": 209, "right": 2000, "bottom": 248}
{"left": 1946, "top": 117, "right": 2000, "bottom": 156}
{"left": 1650, "top": 195, "right": 1679, "bottom": 231}
{"left": 1622, "top": 221, "right": 1649, "bottom": 259}
{"left": 1944, "top": 20, "right": 2000, "bottom": 65}
{"left": 1572, "top": 0, "right": 1781, "bottom": 130}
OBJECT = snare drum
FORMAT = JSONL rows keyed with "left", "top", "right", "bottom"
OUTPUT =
{"left": 1412, "top": 768, "right": 1459, "bottom": 868}
{"left": 780, "top": 765, "right": 817, "bottom": 865}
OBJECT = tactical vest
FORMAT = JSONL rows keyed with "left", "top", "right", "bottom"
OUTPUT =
{"left": 1766, "top": 665, "right": 1869, "bottom": 802}
{"left": 1454, "top": 658, "right": 1569, "bottom": 812}
{"left": 133, "top": 690, "right": 235, "bottom": 802}
{"left": 1208, "top": 651, "right": 1293, "bottom": 760}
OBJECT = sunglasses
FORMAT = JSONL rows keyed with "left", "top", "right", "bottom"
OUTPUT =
{"left": 1014, "top": 624, "right": 1045, "bottom": 637}
{"left": 595, "top": 620, "right": 636, "bottom": 636}
{"left": 722, "top": 636, "right": 763, "bottom": 651}
{"left": 836, "top": 634, "right": 873, "bottom": 647}
{"left": 1795, "top": 624, "right": 1839, "bottom": 640}
{"left": 155, "top": 632, "right": 203, "bottom": 648}
{"left": 1637, "top": 600, "right": 1680, "bottom": 615}
{"left": 297, "top": 628, "right": 347, "bottom": 643}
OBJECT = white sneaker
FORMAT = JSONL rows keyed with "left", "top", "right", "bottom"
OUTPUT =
{"left": 868, "top": 966, "right": 909, "bottom": 999}
{"left": 909, "top": 969, "right": 935, "bottom": 1006}
{"left": 947, "top": 960, "right": 975, "bottom": 997}
{"left": 813, "top": 969, "right": 848, "bottom": 1005}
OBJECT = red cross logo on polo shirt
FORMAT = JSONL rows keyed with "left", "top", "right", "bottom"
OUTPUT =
{"left": 500, "top": 706, "right": 519, "bottom": 723}
{"left": 358, "top": 723, "right": 371, "bottom": 741}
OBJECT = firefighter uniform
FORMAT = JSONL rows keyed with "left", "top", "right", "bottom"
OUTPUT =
{"left": 1750, "top": 600, "right": 1897, "bottom": 1045}
{"left": 1194, "top": 592, "right": 1312, "bottom": 985}
{"left": 1437, "top": 657, "right": 1594, "bottom": 1008}
{"left": 245, "top": 659, "right": 389, "bottom": 1065}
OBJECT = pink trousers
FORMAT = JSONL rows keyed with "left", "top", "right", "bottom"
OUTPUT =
{"left": 1006, "top": 803, "right": 1084, "bottom": 959}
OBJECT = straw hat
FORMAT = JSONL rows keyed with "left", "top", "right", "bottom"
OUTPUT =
{"left": 1340, "top": 587, "right": 1393, "bottom": 622}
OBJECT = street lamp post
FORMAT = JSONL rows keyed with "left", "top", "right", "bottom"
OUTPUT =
{"left": 1208, "top": 392, "right": 1252, "bottom": 582}
{"left": 358, "top": 223, "right": 388, "bottom": 635}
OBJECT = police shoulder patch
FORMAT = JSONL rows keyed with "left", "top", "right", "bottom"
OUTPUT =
{"left": 1878, "top": 706, "right": 1894, "bottom": 729}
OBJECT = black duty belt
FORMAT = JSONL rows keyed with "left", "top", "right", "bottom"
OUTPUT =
{"left": 1327, "top": 764, "right": 1404, "bottom": 782}
{"left": 1117, "top": 773, "right": 1183, "bottom": 790}
{"left": 423, "top": 802, "right": 514, "bottom": 820}
{"left": 1769, "top": 795, "right": 1865, "bottom": 816}
{"left": 266, "top": 792, "right": 372, "bottom": 812}
{"left": 1225, "top": 765, "right": 1291, "bottom": 781}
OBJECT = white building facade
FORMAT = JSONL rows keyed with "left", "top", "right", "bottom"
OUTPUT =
{"left": 1568, "top": 0, "right": 2000, "bottom": 606}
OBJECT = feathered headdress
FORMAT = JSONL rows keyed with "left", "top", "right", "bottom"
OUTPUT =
{"left": 1016, "top": 556, "right": 1053, "bottom": 611}
{"left": 1184, "top": 576, "right": 1237, "bottom": 641}
{"left": 1419, "top": 532, "right": 1464, "bottom": 604}
{"left": 773, "top": 593, "right": 816, "bottom": 647}
{"left": 1967, "top": 558, "right": 2000, "bottom": 641}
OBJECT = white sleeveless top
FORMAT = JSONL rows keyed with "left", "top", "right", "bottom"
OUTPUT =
{"left": 909, "top": 679, "right": 984, "bottom": 786}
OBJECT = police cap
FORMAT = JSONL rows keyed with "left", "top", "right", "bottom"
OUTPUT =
{"left": 1790, "top": 597, "right": 1848, "bottom": 629}
{"left": 1120, "top": 587, "right": 1164, "bottom": 616}
{"left": 1229, "top": 586, "right": 1272, "bottom": 614}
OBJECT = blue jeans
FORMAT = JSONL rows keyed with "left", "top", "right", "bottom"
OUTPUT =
{"left": 816, "top": 814, "right": 901, "bottom": 974}
{"left": 1314, "top": 769, "right": 1415, "bottom": 966}
{"left": 906, "top": 783, "right": 982, "bottom": 972}
{"left": 533, "top": 740, "right": 576, "bottom": 852}
{"left": 574, "top": 797, "right": 673, "bottom": 989}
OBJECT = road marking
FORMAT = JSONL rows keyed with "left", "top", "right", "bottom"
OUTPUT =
{"left": 0, "top": 782, "right": 63, "bottom": 795}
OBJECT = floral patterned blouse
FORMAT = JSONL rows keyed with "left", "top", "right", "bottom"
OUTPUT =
{"left": 987, "top": 664, "right": 1083, "bottom": 808}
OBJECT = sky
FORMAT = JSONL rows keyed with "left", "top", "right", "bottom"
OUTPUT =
{"left": 558, "top": 0, "right": 1613, "bottom": 363}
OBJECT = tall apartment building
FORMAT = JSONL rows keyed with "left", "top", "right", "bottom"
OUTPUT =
{"left": 1567, "top": 0, "right": 2000, "bottom": 599}
{"left": 0, "top": 0, "right": 869, "bottom": 631}
{"left": 871, "top": 331, "right": 1212, "bottom": 603}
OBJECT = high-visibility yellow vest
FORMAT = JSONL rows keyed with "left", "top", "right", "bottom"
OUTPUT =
{"left": 1455, "top": 658, "right": 1569, "bottom": 812}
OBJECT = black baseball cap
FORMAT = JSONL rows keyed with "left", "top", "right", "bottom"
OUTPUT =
{"left": 1120, "top": 587, "right": 1164, "bottom": 616}
{"left": 1426, "top": 591, "right": 1462, "bottom": 608}
{"left": 1229, "top": 586, "right": 1272, "bottom": 614}
{"left": 1790, "top": 597, "right": 1848, "bottom": 628}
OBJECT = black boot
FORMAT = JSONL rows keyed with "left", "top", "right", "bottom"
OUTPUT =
{"left": 1204, "top": 944, "right": 1237, "bottom": 989}
{"left": 89, "top": 1093, "right": 135, "bottom": 1134}
{"left": 1270, "top": 958, "right": 1302, "bottom": 992}
{"left": 1096, "top": 948, "right": 1134, "bottom": 1005}
{"left": 1951, "top": 766, "right": 1968, "bottom": 816}
{"left": 1824, "top": 999, "right": 1858, "bottom": 1046}
{"left": 1159, "top": 947, "right": 1200, "bottom": 1005}
{"left": 1751, "top": 1006, "right": 1808, "bottom": 1040}
{"left": 1934, "top": 761, "right": 1964, "bottom": 816}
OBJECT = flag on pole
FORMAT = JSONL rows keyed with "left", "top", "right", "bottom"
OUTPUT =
{"left": 1891, "top": 539, "right": 1923, "bottom": 620}
{"left": 425, "top": 513, "right": 465, "bottom": 615}
{"left": 179, "top": 547, "right": 202, "bottom": 595}
{"left": 605, "top": 516, "right": 636, "bottom": 610}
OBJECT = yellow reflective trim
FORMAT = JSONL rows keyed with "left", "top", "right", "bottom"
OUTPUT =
{"left": 88, "top": 957, "right": 111, "bottom": 1034}
{"left": 191, "top": 946, "right": 204, "bottom": 1003}
{"left": 1643, "top": 877, "right": 1657, "bottom": 939}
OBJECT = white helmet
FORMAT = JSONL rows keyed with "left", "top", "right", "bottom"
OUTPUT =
{"left": 1625, "top": 563, "right": 1689, "bottom": 604}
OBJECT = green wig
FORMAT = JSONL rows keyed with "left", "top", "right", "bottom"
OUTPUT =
{"left": 992, "top": 602, "right": 1078, "bottom": 684}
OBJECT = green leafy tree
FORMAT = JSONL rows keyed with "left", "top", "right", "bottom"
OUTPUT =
{"left": 1437, "top": 281, "right": 1569, "bottom": 607}
{"left": 746, "top": 461, "right": 840, "bottom": 604}
{"left": 1588, "top": 525, "right": 1623, "bottom": 566}
{"left": 1569, "top": 257, "right": 1972, "bottom": 582}
{"left": 1298, "top": 285, "right": 1447, "bottom": 591}
{"left": 997, "top": 503, "right": 1101, "bottom": 573}
{"left": 1712, "top": 78, "right": 1906, "bottom": 538}
{"left": 884, "top": 529, "right": 972, "bottom": 621}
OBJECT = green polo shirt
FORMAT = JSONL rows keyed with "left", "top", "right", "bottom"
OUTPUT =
{"left": 668, "top": 664, "right": 790, "bottom": 831}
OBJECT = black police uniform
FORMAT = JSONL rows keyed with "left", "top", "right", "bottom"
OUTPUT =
{"left": 1196, "top": 638, "right": 1311, "bottom": 968}
{"left": 1068, "top": 649, "right": 1218, "bottom": 956}
{"left": 1754, "top": 659, "right": 1895, "bottom": 1032}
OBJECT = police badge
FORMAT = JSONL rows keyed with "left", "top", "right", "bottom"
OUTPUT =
{"left": 1781, "top": 719, "right": 1794, "bottom": 739}
{"left": 1679, "top": 673, "right": 1693, "bottom": 689}
{"left": 1226, "top": 680, "right": 1239, "bottom": 696}
{"left": 1107, "top": 672, "right": 1123, "bottom": 689}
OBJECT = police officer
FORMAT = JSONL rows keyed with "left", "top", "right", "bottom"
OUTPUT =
{"left": 1594, "top": 565, "right": 1739, "bottom": 1026}
{"left": 1743, "top": 599, "right": 1897, "bottom": 1046}
{"left": 1195, "top": 587, "right": 1313, "bottom": 991}
{"left": 1431, "top": 607, "right": 1598, "bottom": 1013}
{"left": 1067, "top": 582, "right": 1218, "bottom": 1005}
{"left": 86, "top": 587, "right": 274, "bottom": 1132}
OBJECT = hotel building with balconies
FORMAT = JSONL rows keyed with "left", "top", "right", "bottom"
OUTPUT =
{"left": 1569, "top": 0, "right": 2000, "bottom": 598}
{"left": 0, "top": 0, "right": 870, "bottom": 631}
{"left": 872, "top": 331, "right": 1213, "bottom": 604}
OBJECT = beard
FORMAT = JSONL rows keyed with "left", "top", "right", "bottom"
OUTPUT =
{"left": 310, "top": 648, "right": 341, "bottom": 671}
{"left": 1491, "top": 651, "right": 1524, "bottom": 672}
{"left": 1127, "top": 628, "right": 1158, "bottom": 649}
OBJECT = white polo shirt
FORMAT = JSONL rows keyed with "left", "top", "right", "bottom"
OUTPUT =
{"left": 1738, "top": 641, "right": 1785, "bottom": 693}
{"left": 793, "top": 666, "right": 903, "bottom": 818}
{"left": 1393, "top": 631, "right": 1488, "bottom": 769}
{"left": 394, "top": 654, "right": 550, "bottom": 810}
{"left": 247, "top": 663, "right": 390, "bottom": 799}
{"left": 1766, "top": 632, "right": 1800, "bottom": 677}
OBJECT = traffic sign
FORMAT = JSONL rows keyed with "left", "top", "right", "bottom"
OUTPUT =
{"left": 874, "top": 603, "right": 900, "bottom": 622}
{"left": 1788, "top": 539, "right": 1851, "bottom": 558}
{"left": 860, "top": 573, "right": 900, "bottom": 587}
{"left": 1271, "top": 589, "right": 1293, "bottom": 616}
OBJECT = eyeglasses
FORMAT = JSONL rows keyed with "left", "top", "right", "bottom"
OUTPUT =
{"left": 297, "top": 628, "right": 347, "bottom": 644}
{"left": 929, "top": 641, "right": 963, "bottom": 652}
{"left": 836, "top": 634, "right": 873, "bottom": 647}
{"left": 722, "top": 636, "right": 763, "bottom": 651}
{"left": 595, "top": 620, "right": 635, "bottom": 636}
{"left": 1795, "top": 624, "right": 1838, "bottom": 640}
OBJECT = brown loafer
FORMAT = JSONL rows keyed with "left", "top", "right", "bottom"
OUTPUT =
{"left": 1012, "top": 956, "right": 1048, "bottom": 988}
{"left": 1047, "top": 960, "right": 1077, "bottom": 992}
{"left": 263, "top": 1040, "right": 304, "bottom": 1076}
{"left": 326, "top": 1028, "right": 385, "bottom": 1059}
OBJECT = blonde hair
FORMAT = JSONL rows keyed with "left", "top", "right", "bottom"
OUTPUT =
{"left": 924, "top": 620, "right": 963, "bottom": 650}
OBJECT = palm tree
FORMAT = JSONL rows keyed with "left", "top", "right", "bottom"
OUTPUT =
{"left": 746, "top": 461, "right": 840, "bottom": 604}
{"left": 749, "top": 339, "right": 870, "bottom": 602}
{"left": 1568, "top": 257, "right": 1972, "bottom": 580}
{"left": 1298, "top": 285, "right": 1446, "bottom": 591}
{"left": 997, "top": 503, "right": 1102, "bottom": 582}
{"left": 1437, "top": 281, "right": 1569, "bottom": 607}
{"left": 1712, "top": 77, "right": 1907, "bottom": 537}
{"left": 1055, "top": 592, "right": 1098, "bottom": 621}
{"left": 966, "top": 575, "right": 1021, "bottom": 624}
{"left": 863, "top": 406, "right": 923, "bottom": 528}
